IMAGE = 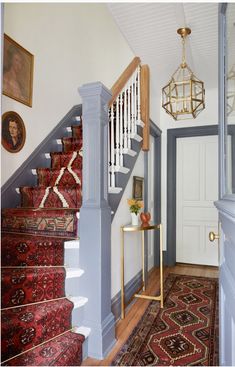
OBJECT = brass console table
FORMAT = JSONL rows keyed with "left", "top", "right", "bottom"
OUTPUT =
{"left": 120, "top": 223, "right": 163, "bottom": 319}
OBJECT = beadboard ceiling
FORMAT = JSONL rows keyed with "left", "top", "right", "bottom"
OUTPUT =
{"left": 107, "top": 3, "right": 218, "bottom": 94}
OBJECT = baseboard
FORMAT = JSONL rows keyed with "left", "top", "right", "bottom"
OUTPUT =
{"left": 111, "top": 270, "right": 142, "bottom": 321}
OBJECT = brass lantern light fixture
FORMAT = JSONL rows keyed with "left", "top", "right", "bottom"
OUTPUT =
{"left": 162, "top": 27, "right": 205, "bottom": 120}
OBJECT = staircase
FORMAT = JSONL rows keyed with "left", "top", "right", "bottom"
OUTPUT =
{"left": 1, "top": 121, "right": 90, "bottom": 366}
{"left": 1, "top": 57, "right": 150, "bottom": 363}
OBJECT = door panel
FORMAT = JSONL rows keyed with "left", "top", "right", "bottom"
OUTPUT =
{"left": 176, "top": 136, "right": 218, "bottom": 266}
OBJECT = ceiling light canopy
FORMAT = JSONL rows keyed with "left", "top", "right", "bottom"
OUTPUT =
{"left": 162, "top": 27, "right": 205, "bottom": 120}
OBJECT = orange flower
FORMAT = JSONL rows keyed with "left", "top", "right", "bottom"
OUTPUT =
{"left": 127, "top": 198, "right": 143, "bottom": 214}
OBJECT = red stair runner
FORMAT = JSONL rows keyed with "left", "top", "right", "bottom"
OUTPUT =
{"left": 1, "top": 233, "right": 64, "bottom": 267}
{"left": 20, "top": 185, "right": 82, "bottom": 208}
{"left": 1, "top": 267, "right": 66, "bottom": 308}
{"left": 1, "top": 121, "right": 85, "bottom": 365}
{"left": 37, "top": 167, "right": 82, "bottom": 187}
{"left": 2, "top": 331, "right": 85, "bottom": 366}
{"left": 1, "top": 208, "right": 79, "bottom": 237}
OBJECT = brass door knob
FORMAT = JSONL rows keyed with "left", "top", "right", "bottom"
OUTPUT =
{"left": 209, "top": 232, "right": 220, "bottom": 242}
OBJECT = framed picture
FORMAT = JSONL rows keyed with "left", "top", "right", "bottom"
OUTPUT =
{"left": 3, "top": 34, "right": 34, "bottom": 107}
{"left": 132, "top": 176, "right": 144, "bottom": 200}
{"left": 2, "top": 111, "right": 26, "bottom": 153}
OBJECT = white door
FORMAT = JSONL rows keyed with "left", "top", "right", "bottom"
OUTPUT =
{"left": 147, "top": 135, "right": 155, "bottom": 270}
{"left": 176, "top": 135, "right": 218, "bottom": 266}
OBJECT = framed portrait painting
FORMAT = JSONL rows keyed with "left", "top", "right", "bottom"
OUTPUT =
{"left": 3, "top": 34, "right": 34, "bottom": 107}
{"left": 2, "top": 111, "right": 26, "bottom": 153}
{"left": 133, "top": 176, "right": 144, "bottom": 200}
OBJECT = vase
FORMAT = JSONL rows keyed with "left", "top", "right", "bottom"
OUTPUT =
{"left": 140, "top": 212, "right": 151, "bottom": 226}
{"left": 131, "top": 212, "right": 139, "bottom": 226}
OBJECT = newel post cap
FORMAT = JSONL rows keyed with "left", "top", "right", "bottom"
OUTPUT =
{"left": 79, "top": 82, "right": 112, "bottom": 104}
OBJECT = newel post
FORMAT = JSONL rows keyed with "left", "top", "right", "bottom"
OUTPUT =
{"left": 78, "top": 82, "right": 116, "bottom": 359}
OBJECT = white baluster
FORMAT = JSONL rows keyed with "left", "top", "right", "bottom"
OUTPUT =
{"left": 133, "top": 70, "right": 137, "bottom": 134}
{"left": 123, "top": 88, "right": 128, "bottom": 150}
{"left": 127, "top": 81, "right": 131, "bottom": 149}
{"left": 137, "top": 65, "right": 141, "bottom": 124}
{"left": 110, "top": 105, "right": 115, "bottom": 188}
{"left": 131, "top": 74, "right": 134, "bottom": 135}
{"left": 120, "top": 91, "right": 124, "bottom": 167}
{"left": 115, "top": 96, "right": 120, "bottom": 168}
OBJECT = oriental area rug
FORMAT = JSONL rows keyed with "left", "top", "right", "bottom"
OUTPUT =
{"left": 112, "top": 273, "right": 218, "bottom": 366}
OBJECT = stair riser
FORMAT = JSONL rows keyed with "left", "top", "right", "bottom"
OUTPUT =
{"left": 1, "top": 209, "right": 79, "bottom": 238}
{"left": 20, "top": 187, "right": 82, "bottom": 209}
{"left": 37, "top": 168, "right": 82, "bottom": 187}
{"left": 65, "top": 248, "right": 80, "bottom": 268}
{"left": 1, "top": 299, "right": 73, "bottom": 361}
{"left": 51, "top": 152, "right": 82, "bottom": 170}
{"left": 1, "top": 268, "right": 65, "bottom": 308}
{"left": 65, "top": 277, "right": 83, "bottom": 298}
{"left": 1, "top": 234, "right": 64, "bottom": 267}
{"left": 62, "top": 138, "right": 83, "bottom": 153}
{"left": 72, "top": 125, "right": 83, "bottom": 139}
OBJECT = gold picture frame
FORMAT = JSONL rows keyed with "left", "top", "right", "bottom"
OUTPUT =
{"left": 132, "top": 176, "right": 144, "bottom": 200}
{"left": 2, "top": 111, "right": 26, "bottom": 153}
{"left": 3, "top": 34, "right": 34, "bottom": 107}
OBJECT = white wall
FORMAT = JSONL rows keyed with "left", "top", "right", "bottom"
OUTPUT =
{"left": 1, "top": 3, "right": 134, "bottom": 185}
{"left": 111, "top": 151, "right": 144, "bottom": 298}
{"left": 159, "top": 87, "right": 218, "bottom": 249}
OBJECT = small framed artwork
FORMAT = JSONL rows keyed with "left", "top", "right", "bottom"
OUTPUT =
{"left": 3, "top": 34, "right": 34, "bottom": 107}
{"left": 2, "top": 111, "right": 26, "bottom": 153}
{"left": 133, "top": 176, "right": 144, "bottom": 200}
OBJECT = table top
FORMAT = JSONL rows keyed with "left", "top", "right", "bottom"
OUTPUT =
{"left": 121, "top": 222, "right": 160, "bottom": 232}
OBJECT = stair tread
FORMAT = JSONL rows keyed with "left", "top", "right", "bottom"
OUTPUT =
{"left": 68, "top": 296, "right": 88, "bottom": 309}
{"left": 1, "top": 330, "right": 85, "bottom": 366}
{"left": 66, "top": 268, "right": 84, "bottom": 278}
{"left": 1, "top": 298, "right": 74, "bottom": 361}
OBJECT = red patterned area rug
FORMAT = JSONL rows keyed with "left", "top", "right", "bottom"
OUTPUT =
{"left": 112, "top": 273, "right": 218, "bottom": 366}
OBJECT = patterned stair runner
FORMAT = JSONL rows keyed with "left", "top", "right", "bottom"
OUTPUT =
{"left": 1, "top": 123, "right": 85, "bottom": 366}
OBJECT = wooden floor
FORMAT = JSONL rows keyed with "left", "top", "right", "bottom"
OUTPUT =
{"left": 82, "top": 264, "right": 219, "bottom": 366}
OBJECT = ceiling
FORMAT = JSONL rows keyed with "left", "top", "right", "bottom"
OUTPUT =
{"left": 107, "top": 3, "right": 218, "bottom": 96}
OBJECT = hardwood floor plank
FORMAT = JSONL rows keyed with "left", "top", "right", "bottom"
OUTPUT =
{"left": 82, "top": 264, "right": 218, "bottom": 366}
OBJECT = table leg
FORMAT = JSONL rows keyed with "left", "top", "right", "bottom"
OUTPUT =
{"left": 121, "top": 228, "right": 125, "bottom": 319}
{"left": 142, "top": 230, "right": 146, "bottom": 291}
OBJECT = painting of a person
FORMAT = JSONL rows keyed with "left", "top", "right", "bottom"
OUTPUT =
{"left": 3, "top": 48, "right": 26, "bottom": 101}
{"left": 3, "top": 34, "right": 34, "bottom": 107}
{"left": 2, "top": 112, "right": 26, "bottom": 153}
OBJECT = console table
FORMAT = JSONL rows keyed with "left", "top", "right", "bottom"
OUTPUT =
{"left": 120, "top": 223, "right": 163, "bottom": 319}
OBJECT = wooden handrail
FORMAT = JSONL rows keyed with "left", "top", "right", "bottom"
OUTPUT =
{"left": 141, "top": 65, "right": 150, "bottom": 151}
{"left": 109, "top": 56, "right": 141, "bottom": 106}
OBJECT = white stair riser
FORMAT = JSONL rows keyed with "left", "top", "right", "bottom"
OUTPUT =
{"left": 64, "top": 246, "right": 79, "bottom": 268}
{"left": 65, "top": 275, "right": 83, "bottom": 299}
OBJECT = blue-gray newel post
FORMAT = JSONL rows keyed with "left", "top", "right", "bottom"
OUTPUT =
{"left": 78, "top": 82, "right": 116, "bottom": 359}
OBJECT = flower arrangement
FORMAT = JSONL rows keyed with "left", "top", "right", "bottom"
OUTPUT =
{"left": 127, "top": 199, "right": 143, "bottom": 215}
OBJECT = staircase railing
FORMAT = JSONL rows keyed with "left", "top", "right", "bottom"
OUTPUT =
{"left": 108, "top": 57, "right": 150, "bottom": 193}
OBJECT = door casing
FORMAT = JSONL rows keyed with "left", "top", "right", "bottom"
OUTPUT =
{"left": 166, "top": 125, "right": 235, "bottom": 266}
